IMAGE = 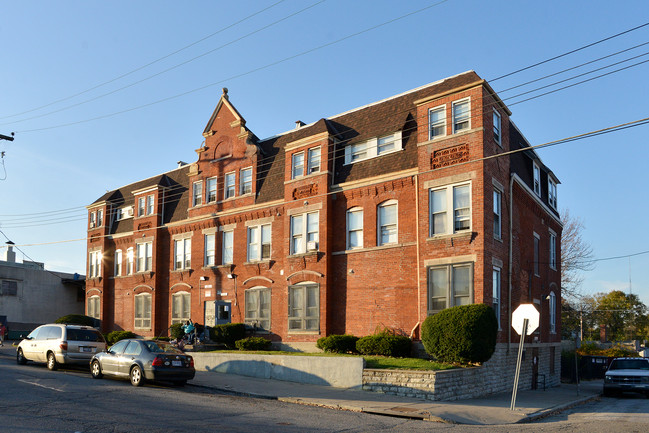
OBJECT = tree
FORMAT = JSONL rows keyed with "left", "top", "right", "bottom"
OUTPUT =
{"left": 592, "top": 290, "right": 648, "bottom": 341}
{"left": 560, "top": 209, "right": 594, "bottom": 300}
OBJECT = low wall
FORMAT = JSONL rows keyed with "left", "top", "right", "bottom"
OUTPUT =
{"left": 191, "top": 352, "right": 364, "bottom": 388}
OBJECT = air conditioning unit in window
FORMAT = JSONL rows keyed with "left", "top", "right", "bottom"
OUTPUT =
{"left": 89, "top": 222, "right": 95, "bottom": 228}
{"left": 124, "top": 206, "right": 134, "bottom": 218}
{"left": 306, "top": 241, "right": 318, "bottom": 252}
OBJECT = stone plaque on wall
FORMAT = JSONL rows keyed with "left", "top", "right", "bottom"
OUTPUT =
{"left": 431, "top": 144, "right": 469, "bottom": 169}
{"left": 293, "top": 183, "right": 318, "bottom": 200}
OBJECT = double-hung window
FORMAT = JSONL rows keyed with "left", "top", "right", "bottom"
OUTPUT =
{"left": 240, "top": 168, "right": 252, "bottom": 195}
{"left": 430, "top": 183, "right": 471, "bottom": 236}
{"left": 288, "top": 283, "right": 319, "bottom": 331}
{"left": 346, "top": 208, "right": 363, "bottom": 249}
{"left": 222, "top": 230, "right": 233, "bottom": 264}
{"left": 114, "top": 250, "right": 122, "bottom": 277}
{"left": 126, "top": 247, "right": 134, "bottom": 275}
{"left": 192, "top": 181, "right": 203, "bottom": 207}
{"left": 377, "top": 134, "right": 396, "bottom": 155}
{"left": 452, "top": 99, "right": 470, "bottom": 133}
{"left": 245, "top": 287, "right": 271, "bottom": 331}
{"left": 136, "top": 242, "right": 153, "bottom": 272}
{"left": 493, "top": 189, "right": 502, "bottom": 239}
{"left": 89, "top": 212, "right": 96, "bottom": 228}
{"left": 171, "top": 292, "right": 190, "bottom": 324}
{"left": 247, "top": 224, "right": 271, "bottom": 261}
{"left": 146, "top": 195, "right": 154, "bottom": 215}
{"left": 138, "top": 197, "right": 146, "bottom": 216}
{"left": 174, "top": 238, "right": 191, "bottom": 270}
{"left": 429, "top": 106, "right": 446, "bottom": 139}
{"left": 378, "top": 201, "right": 397, "bottom": 245}
{"left": 89, "top": 250, "right": 101, "bottom": 278}
{"left": 549, "top": 292, "right": 556, "bottom": 333}
{"left": 88, "top": 295, "right": 100, "bottom": 319}
{"left": 292, "top": 152, "right": 305, "bottom": 178}
{"left": 307, "top": 147, "right": 320, "bottom": 174}
{"left": 204, "top": 233, "right": 216, "bottom": 267}
{"left": 97, "top": 209, "right": 103, "bottom": 226}
{"left": 548, "top": 178, "right": 557, "bottom": 209}
{"left": 134, "top": 293, "right": 152, "bottom": 329}
{"left": 493, "top": 267, "right": 501, "bottom": 329}
{"left": 206, "top": 177, "right": 217, "bottom": 203}
{"left": 493, "top": 110, "right": 501, "bottom": 146}
{"left": 290, "top": 212, "right": 319, "bottom": 254}
{"left": 549, "top": 230, "right": 557, "bottom": 270}
{"left": 533, "top": 162, "right": 541, "bottom": 196}
{"left": 350, "top": 142, "right": 368, "bottom": 162}
{"left": 225, "top": 173, "right": 235, "bottom": 199}
{"left": 428, "top": 263, "right": 473, "bottom": 314}
{"left": 533, "top": 233, "right": 540, "bottom": 276}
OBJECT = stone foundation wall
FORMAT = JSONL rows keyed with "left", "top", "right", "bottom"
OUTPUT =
{"left": 362, "top": 343, "right": 561, "bottom": 401}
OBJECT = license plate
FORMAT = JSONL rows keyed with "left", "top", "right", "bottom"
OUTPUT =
{"left": 80, "top": 347, "right": 92, "bottom": 353}
{"left": 172, "top": 360, "right": 182, "bottom": 367}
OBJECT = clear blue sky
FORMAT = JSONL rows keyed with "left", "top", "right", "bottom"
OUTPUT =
{"left": 1, "top": 1, "right": 648, "bottom": 305}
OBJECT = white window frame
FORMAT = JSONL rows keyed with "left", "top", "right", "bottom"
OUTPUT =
{"left": 377, "top": 200, "right": 398, "bottom": 246}
{"left": 136, "top": 241, "right": 153, "bottom": 273}
{"left": 89, "top": 250, "right": 101, "bottom": 278}
{"left": 89, "top": 211, "right": 96, "bottom": 228}
{"left": 290, "top": 212, "right": 319, "bottom": 255}
{"left": 533, "top": 162, "right": 541, "bottom": 197}
{"left": 493, "top": 267, "right": 501, "bottom": 329}
{"left": 292, "top": 151, "right": 305, "bottom": 179}
{"left": 138, "top": 197, "right": 146, "bottom": 217}
{"left": 377, "top": 134, "right": 397, "bottom": 155}
{"left": 171, "top": 291, "right": 190, "bottom": 325}
{"left": 533, "top": 232, "right": 540, "bottom": 276}
{"left": 247, "top": 224, "right": 271, "bottom": 262}
{"left": 429, "top": 182, "right": 472, "bottom": 236}
{"left": 428, "top": 262, "right": 474, "bottom": 314}
{"left": 134, "top": 293, "right": 152, "bottom": 329}
{"left": 493, "top": 189, "right": 502, "bottom": 240}
{"left": 146, "top": 195, "right": 154, "bottom": 215}
{"left": 452, "top": 98, "right": 470, "bottom": 133}
{"left": 307, "top": 147, "right": 321, "bottom": 174}
{"left": 346, "top": 207, "right": 363, "bottom": 249}
{"left": 493, "top": 109, "right": 501, "bottom": 146}
{"left": 224, "top": 172, "right": 236, "bottom": 199}
{"left": 204, "top": 233, "right": 216, "bottom": 267}
{"left": 192, "top": 181, "right": 203, "bottom": 207}
{"left": 344, "top": 131, "right": 402, "bottom": 164}
{"left": 97, "top": 209, "right": 103, "bottom": 227}
{"left": 288, "top": 282, "right": 319, "bottom": 332}
{"left": 245, "top": 286, "right": 271, "bottom": 331}
{"left": 88, "top": 295, "right": 100, "bottom": 319}
{"left": 549, "top": 230, "right": 557, "bottom": 271}
{"left": 548, "top": 177, "right": 558, "bottom": 209}
{"left": 240, "top": 167, "right": 252, "bottom": 195}
{"left": 549, "top": 291, "right": 556, "bottom": 334}
{"left": 428, "top": 105, "right": 446, "bottom": 139}
{"left": 174, "top": 238, "right": 191, "bottom": 270}
{"left": 126, "top": 247, "right": 134, "bottom": 275}
{"left": 206, "top": 177, "right": 218, "bottom": 203}
{"left": 114, "top": 249, "right": 122, "bottom": 277}
{"left": 222, "top": 230, "right": 233, "bottom": 265}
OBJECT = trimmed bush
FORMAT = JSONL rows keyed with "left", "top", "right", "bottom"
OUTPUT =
{"left": 210, "top": 323, "right": 246, "bottom": 349}
{"left": 169, "top": 323, "right": 184, "bottom": 340}
{"left": 55, "top": 314, "right": 95, "bottom": 326}
{"left": 235, "top": 336, "right": 272, "bottom": 351}
{"left": 316, "top": 334, "right": 359, "bottom": 354}
{"left": 421, "top": 304, "right": 498, "bottom": 364}
{"left": 356, "top": 335, "right": 411, "bottom": 357}
{"left": 106, "top": 330, "right": 137, "bottom": 345}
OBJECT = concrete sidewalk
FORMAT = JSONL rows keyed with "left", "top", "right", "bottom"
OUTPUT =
{"left": 0, "top": 342, "right": 601, "bottom": 425}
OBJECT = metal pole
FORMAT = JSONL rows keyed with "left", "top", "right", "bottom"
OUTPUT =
{"left": 510, "top": 318, "right": 528, "bottom": 411}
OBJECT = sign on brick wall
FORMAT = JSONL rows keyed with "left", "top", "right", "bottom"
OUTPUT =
{"left": 431, "top": 144, "right": 469, "bottom": 169}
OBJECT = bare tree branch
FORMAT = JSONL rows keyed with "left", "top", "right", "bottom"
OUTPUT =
{"left": 561, "top": 209, "right": 594, "bottom": 300}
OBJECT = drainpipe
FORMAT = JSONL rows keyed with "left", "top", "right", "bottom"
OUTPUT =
{"left": 411, "top": 174, "right": 422, "bottom": 339}
{"left": 508, "top": 174, "right": 515, "bottom": 354}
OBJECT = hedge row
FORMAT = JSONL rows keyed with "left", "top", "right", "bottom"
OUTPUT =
{"left": 317, "top": 334, "right": 412, "bottom": 357}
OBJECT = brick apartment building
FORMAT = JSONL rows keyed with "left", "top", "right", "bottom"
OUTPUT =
{"left": 86, "top": 71, "right": 562, "bottom": 367}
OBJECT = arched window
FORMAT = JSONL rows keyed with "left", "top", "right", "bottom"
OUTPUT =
{"left": 346, "top": 207, "right": 363, "bottom": 249}
{"left": 377, "top": 200, "right": 397, "bottom": 246}
{"left": 288, "top": 281, "right": 319, "bottom": 331}
{"left": 134, "top": 293, "right": 152, "bottom": 329}
{"left": 549, "top": 291, "right": 556, "bottom": 334}
{"left": 87, "top": 295, "right": 100, "bottom": 319}
{"left": 171, "top": 291, "right": 190, "bottom": 324}
{"left": 245, "top": 286, "right": 271, "bottom": 331}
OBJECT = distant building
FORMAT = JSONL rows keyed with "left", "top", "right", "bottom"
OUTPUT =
{"left": 87, "top": 71, "right": 562, "bottom": 386}
{"left": 0, "top": 242, "right": 86, "bottom": 336}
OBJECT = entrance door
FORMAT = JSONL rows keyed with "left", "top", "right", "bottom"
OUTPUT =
{"left": 216, "top": 301, "right": 231, "bottom": 325}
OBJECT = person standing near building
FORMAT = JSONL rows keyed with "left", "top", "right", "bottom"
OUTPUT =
{"left": 0, "top": 322, "right": 6, "bottom": 347}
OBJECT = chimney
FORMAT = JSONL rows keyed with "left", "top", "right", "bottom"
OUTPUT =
{"left": 4, "top": 241, "right": 16, "bottom": 263}
{"left": 295, "top": 120, "right": 305, "bottom": 129}
{"left": 177, "top": 161, "right": 187, "bottom": 168}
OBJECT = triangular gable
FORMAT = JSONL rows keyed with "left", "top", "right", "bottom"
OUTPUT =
{"left": 202, "top": 88, "right": 247, "bottom": 137}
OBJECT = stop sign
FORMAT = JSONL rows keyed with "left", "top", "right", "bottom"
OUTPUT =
{"left": 512, "top": 304, "right": 539, "bottom": 336}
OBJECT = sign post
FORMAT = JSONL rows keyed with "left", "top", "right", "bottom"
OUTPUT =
{"left": 510, "top": 304, "right": 540, "bottom": 411}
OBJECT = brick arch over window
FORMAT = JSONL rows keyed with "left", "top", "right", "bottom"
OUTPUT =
{"left": 133, "top": 284, "right": 154, "bottom": 293}
{"left": 211, "top": 137, "right": 233, "bottom": 160}
{"left": 286, "top": 270, "right": 323, "bottom": 285}
{"left": 170, "top": 282, "right": 192, "bottom": 294}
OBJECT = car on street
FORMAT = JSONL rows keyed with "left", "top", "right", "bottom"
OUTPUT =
{"left": 16, "top": 323, "right": 106, "bottom": 370}
{"left": 90, "top": 339, "right": 195, "bottom": 386}
{"left": 603, "top": 357, "right": 649, "bottom": 397}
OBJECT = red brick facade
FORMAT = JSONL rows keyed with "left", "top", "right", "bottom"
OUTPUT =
{"left": 86, "top": 71, "right": 562, "bottom": 347}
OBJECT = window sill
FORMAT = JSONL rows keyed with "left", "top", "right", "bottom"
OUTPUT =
{"left": 427, "top": 231, "right": 472, "bottom": 242}
{"left": 216, "top": 264, "right": 233, "bottom": 268}
{"left": 284, "top": 171, "right": 328, "bottom": 185}
{"left": 418, "top": 127, "right": 484, "bottom": 147}
{"left": 244, "top": 260, "right": 272, "bottom": 266}
{"left": 171, "top": 268, "right": 192, "bottom": 273}
{"left": 332, "top": 242, "right": 416, "bottom": 255}
{"left": 288, "top": 251, "right": 319, "bottom": 258}
{"left": 287, "top": 330, "right": 320, "bottom": 335}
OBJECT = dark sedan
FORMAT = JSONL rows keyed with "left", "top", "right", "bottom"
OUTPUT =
{"left": 90, "top": 339, "right": 195, "bottom": 386}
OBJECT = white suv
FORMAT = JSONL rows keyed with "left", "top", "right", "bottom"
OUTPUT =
{"left": 603, "top": 357, "right": 649, "bottom": 397}
{"left": 16, "top": 324, "right": 106, "bottom": 370}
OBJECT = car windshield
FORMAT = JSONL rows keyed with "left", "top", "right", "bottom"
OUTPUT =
{"left": 609, "top": 359, "right": 649, "bottom": 370}
{"left": 66, "top": 329, "right": 104, "bottom": 342}
{"left": 143, "top": 340, "right": 183, "bottom": 354}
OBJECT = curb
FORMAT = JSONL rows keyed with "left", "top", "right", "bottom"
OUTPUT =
{"left": 517, "top": 393, "right": 601, "bottom": 423}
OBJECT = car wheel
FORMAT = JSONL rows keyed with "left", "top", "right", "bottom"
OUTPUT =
{"left": 16, "top": 348, "right": 27, "bottom": 365}
{"left": 91, "top": 360, "right": 103, "bottom": 379}
{"left": 130, "top": 365, "right": 143, "bottom": 387}
{"left": 47, "top": 352, "right": 58, "bottom": 371}
{"left": 173, "top": 380, "right": 186, "bottom": 387}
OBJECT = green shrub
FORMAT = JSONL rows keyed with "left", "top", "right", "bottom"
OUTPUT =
{"left": 235, "top": 337, "right": 272, "bottom": 351}
{"left": 210, "top": 323, "right": 246, "bottom": 349}
{"left": 421, "top": 304, "right": 497, "bottom": 364}
{"left": 106, "top": 330, "right": 137, "bottom": 345}
{"left": 169, "top": 323, "right": 184, "bottom": 340}
{"left": 316, "top": 335, "right": 359, "bottom": 354}
{"left": 356, "top": 335, "right": 411, "bottom": 357}
{"left": 55, "top": 314, "right": 95, "bottom": 326}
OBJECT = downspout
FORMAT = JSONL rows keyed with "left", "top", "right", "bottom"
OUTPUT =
{"left": 411, "top": 174, "right": 422, "bottom": 339}
{"left": 508, "top": 175, "right": 515, "bottom": 353}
